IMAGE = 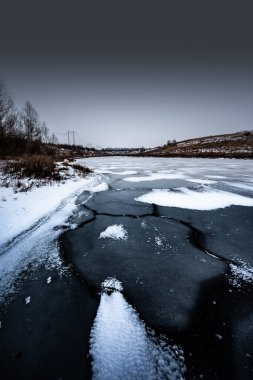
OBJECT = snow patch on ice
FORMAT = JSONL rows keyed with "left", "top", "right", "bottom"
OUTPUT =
{"left": 99, "top": 225, "right": 128, "bottom": 240}
{"left": 229, "top": 263, "right": 253, "bottom": 288}
{"left": 135, "top": 188, "right": 253, "bottom": 210}
{"left": 205, "top": 175, "right": 226, "bottom": 179}
{"left": 224, "top": 182, "right": 253, "bottom": 192}
{"left": 141, "top": 221, "right": 147, "bottom": 229}
{"left": 155, "top": 237, "right": 163, "bottom": 247}
{"left": 101, "top": 277, "right": 123, "bottom": 292}
{"left": 89, "top": 182, "right": 109, "bottom": 193}
{"left": 114, "top": 170, "right": 138, "bottom": 175}
{"left": 187, "top": 179, "right": 217, "bottom": 185}
{"left": 124, "top": 173, "right": 187, "bottom": 182}
{"left": 90, "top": 280, "right": 186, "bottom": 380}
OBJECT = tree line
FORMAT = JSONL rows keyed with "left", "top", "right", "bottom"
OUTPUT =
{"left": 0, "top": 81, "right": 58, "bottom": 156}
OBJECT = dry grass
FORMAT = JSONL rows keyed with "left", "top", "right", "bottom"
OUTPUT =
{"left": 71, "top": 163, "right": 92, "bottom": 175}
{"left": 1, "top": 156, "right": 93, "bottom": 186}
{"left": 2, "top": 155, "right": 60, "bottom": 180}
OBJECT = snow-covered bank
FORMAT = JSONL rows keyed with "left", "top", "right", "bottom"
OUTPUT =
{"left": 90, "top": 279, "right": 186, "bottom": 380}
{"left": 0, "top": 173, "right": 104, "bottom": 249}
{"left": 0, "top": 169, "right": 108, "bottom": 300}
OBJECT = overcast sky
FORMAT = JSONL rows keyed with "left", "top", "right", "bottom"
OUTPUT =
{"left": 1, "top": 0, "right": 253, "bottom": 147}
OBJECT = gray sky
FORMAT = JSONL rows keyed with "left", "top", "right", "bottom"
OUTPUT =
{"left": 1, "top": 0, "right": 253, "bottom": 147}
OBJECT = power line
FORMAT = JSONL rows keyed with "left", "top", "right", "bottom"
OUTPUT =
{"left": 67, "top": 130, "right": 77, "bottom": 145}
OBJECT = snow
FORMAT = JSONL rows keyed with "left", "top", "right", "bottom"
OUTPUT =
{"left": 113, "top": 170, "right": 138, "bottom": 175}
{"left": 25, "top": 296, "right": 31, "bottom": 304}
{"left": 205, "top": 175, "right": 227, "bottom": 179}
{"left": 101, "top": 277, "right": 123, "bottom": 292}
{"left": 187, "top": 179, "right": 217, "bottom": 185}
{"left": 94, "top": 170, "right": 138, "bottom": 175}
{"left": 124, "top": 173, "right": 187, "bottom": 182}
{"left": 89, "top": 182, "right": 109, "bottom": 193}
{"left": 47, "top": 276, "right": 52, "bottom": 284}
{"left": 224, "top": 182, "right": 253, "bottom": 192}
{"left": 0, "top": 172, "right": 109, "bottom": 301}
{"left": 99, "top": 225, "right": 128, "bottom": 240}
{"left": 155, "top": 237, "right": 163, "bottom": 247}
{"left": 90, "top": 279, "right": 186, "bottom": 380}
{"left": 0, "top": 175, "right": 105, "bottom": 249}
{"left": 135, "top": 188, "right": 253, "bottom": 210}
{"left": 229, "top": 263, "right": 253, "bottom": 288}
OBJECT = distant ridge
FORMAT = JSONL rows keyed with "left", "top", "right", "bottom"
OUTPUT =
{"left": 140, "top": 131, "right": 253, "bottom": 159}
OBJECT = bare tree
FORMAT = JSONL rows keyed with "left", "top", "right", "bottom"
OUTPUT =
{"left": 20, "top": 101, "right": 41, "bottom": 144}
{"left": 49, "top": 132, "right": 58, "bottom": 144}
{"left": 40, "top": 121, "right": 50, "bottom": 143}
{"left": 0, "top": 82, "right": 16, "bottom": 137}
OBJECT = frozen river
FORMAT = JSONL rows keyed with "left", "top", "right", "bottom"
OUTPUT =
{"left": 1, "top": 157, "right": 253, "bottom": 380}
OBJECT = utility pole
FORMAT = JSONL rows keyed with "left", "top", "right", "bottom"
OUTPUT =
{"left": 66, "top": 130, "right": 77, "bottom": 145}
{"left": 72, "top": 130, "right": 77, "bottom": 145}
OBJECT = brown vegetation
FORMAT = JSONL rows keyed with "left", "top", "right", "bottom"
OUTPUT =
{"left": 2, "top": 155, "right": 60, "bottom": 180}
{"left": 140, "top": 131, "right": 253, "bottom": 159}
{"left": 0, "top": 82, "right": 93, "bottom": 180}
{"left": 71, "top": 163, "right": 92, "bottom": 175}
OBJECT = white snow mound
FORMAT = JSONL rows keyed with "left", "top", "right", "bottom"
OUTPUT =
{"left": 135, "top": 188, "right": 253, "bottom": 210}
{"left": 99, "top": 225, "right": 128, "bottom": 240}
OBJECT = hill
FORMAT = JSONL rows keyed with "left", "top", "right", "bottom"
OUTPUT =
{"left": 141, "top": 131, "right": 253, "bottom": 159}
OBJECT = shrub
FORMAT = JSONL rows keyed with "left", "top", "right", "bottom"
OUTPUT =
{"left": 71, "top": 163, "right": 92, "bottom": 175}
{"left": 3, "top": 155, "right": 60, "bottom": 180}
